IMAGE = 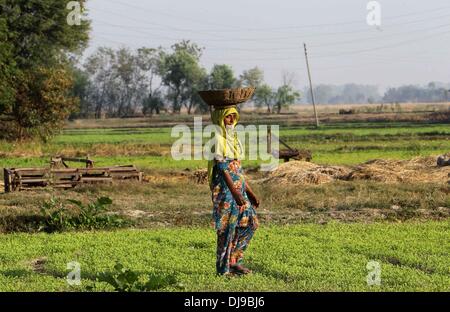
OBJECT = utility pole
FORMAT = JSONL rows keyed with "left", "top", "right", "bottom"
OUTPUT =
{"left": 304, "top": 43, "right": 320, "bottom": 128}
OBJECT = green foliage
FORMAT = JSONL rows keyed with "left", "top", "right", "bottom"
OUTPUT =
{"left": 0, "top": 0, "right": 90, "bottom": 140}
{"left": 254, "top": 84, "right": 275, "bottom": 112}
{"left": 70, "top": 66, "right": 93, "bottom": 119}
{"left": 10, "top": 66, "right": 79, "bottom": 141}
{"left": 238, "top": 66, "right": 264, "bottom": 88}
{"left": 0, "top": 222, "right": 449, "bottom": 291}
{"left": 142, "top": 91, "right": 166, "bottom": 115}
{"left": 39, "top": 197, "right": 73, "bottom": 233}
{"left": 39, "top": 196, "right": 129, "bottom": 232}
{"left": 275, "top": 84, "right": 301, "bottom": 113}
{"left": 92, "top": 262, "right": 182, "bottom": 292}
{"left": 157, "top": 40, "right": 207, "bottom": 113}
{"left": 208, "top": 64, "right": 236, "bottom": 89}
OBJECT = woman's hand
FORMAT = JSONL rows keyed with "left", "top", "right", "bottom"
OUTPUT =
{"left": 247, "top": 192, "right": 260, "bottom": 209}
{"left": 245, "top": 182, "right": 260, "bottom": 209}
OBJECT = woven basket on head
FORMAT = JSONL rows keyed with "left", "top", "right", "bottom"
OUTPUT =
{"left": 198, "top": 87, "right": 255, "bottom": 108}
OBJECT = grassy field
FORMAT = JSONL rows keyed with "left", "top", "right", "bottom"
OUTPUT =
{"left": 0, "top": 221, "right": 449, "bottom": 292}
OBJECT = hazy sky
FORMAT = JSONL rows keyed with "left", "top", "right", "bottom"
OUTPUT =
{"left": 84, "top": 0, "right": 450, "bottom": 90}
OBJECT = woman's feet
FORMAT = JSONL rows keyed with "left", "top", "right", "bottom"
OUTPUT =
{"left": 230, "top": 265, "right": 252, "bottom": 275}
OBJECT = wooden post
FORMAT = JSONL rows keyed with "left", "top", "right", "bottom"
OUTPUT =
{"left": 304, "top": 43, "right": 320, "bottom": 128}
{"left": 267, "top": 125, "right": 272, "bottom": 154}
{"left": 3, "top": 168, "right": 11, "bottom": 193}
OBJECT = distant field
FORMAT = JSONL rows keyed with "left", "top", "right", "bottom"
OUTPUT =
{"left": 1, "top": 121, "right": 448, "bottom": 173}
{"left": 0, "top": 221, "right": 448, "bottom": 292}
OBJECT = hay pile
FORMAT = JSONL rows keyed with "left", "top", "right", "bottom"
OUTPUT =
{"left": 346, "top": 157, "right": 448, "bottom": 183}
{"left": 192, "top": 169, "right": 208, "bottom": 184}
{"left": 264, "top": 156, "right": 450, "bottom": 185}
{"left": 263, "top": 161, "right": 351, "bottom": 185}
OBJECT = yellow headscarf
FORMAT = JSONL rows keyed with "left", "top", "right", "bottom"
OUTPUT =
{"left": 207, "top": 106, "right": 242, "bottom": 188}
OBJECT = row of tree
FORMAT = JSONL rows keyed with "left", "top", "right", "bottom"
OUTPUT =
{"left": 72, "top": 42, "right": 301, "bottom": 118}
{"left": 304, "top": 82, "right": 450, "bottom": 105}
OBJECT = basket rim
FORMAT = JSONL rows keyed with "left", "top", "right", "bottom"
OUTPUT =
{"left": 198, "top": 87, "right": 255, "bottom": 106}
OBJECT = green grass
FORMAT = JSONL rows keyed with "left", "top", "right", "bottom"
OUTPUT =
{"left": 0, "top": 221, "right": 448, "bottom": 291}
{"left": 55, "top": 123, "right": 450, "bottom": 145}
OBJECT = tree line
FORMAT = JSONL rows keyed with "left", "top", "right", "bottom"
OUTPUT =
{"left": 304, "top": 82, "right": 450, "bottom": 105}
{"left": 72, "top": 41, "right": 301, "bottom": 118}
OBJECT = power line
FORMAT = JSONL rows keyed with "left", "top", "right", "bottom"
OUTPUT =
{"left": 90, "top": 8, "right": 450, "bottom": 46}
{"left": 312, "top": 29, "right": 450, "bottom": 58}
{"left": 92, "top": 16, "right": 450, "bottom": 54}
{"left": 103, "top": 0, "right": 243, "bottom": 30}
{"left": 97, "top": 0, "right": 450, "bottom": 33}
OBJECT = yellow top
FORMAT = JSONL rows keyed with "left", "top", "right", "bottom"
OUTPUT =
{"left": 207, "top": 106, "right": 243, "bottom": 188}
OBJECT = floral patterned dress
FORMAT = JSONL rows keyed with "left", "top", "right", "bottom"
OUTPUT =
{"left": 211, "top": 158, "right": 259, "bottom": 274}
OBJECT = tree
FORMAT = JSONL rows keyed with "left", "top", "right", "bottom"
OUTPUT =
{"left": 82, "top": 47, "right": 153, "bottom": 118}
{"left": 382, "top": 84, "right": 447, "bottom": 103}
{"left": 208, "top": 64, "right": 236, "bottom": 89}
{"left": 11, "top": 66, "right": 79, "bottom": 140}
{"left": 305, "top": 84, "right": 381, "bottom": 104}
{"left": 0, "top": 12, "right": 15, "bottom": 115}
{"left": 70, "top": 66, "right": 92, "bottom": 119}
{"left": 238, "top": 67, "right": 264, "bottom": 88}
{"left": 254, "top": 84, "right": 275, "bottom": 113}
{"left": 275, "top": 85, "right": 301, "bottom": 113}
{"left": 112, "top": 47, "right": 147, "bottom": 117}
{"left": 84, "top": 47, "right": 119, "bottom": 118}
{"left": 0, "top": 0, "right": 90, "bottom": 140}
{"left": 157, "top": 40, "right": 206, "bottom": 114}
{"left": 137, "top": 47, "right": 165, "bottom": 114}
{"left": 142, "top": 90, "right": 165, "bottom": 115}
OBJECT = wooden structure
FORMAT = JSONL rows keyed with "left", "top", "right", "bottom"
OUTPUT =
{"left": 268, "top": 126, "right": 312, "bottom": 162}
{"left": 3, "top": 157, "right": 143, "bottom": 192}
{"left": 50, "top": 156, "right": 94, "bottom": 169}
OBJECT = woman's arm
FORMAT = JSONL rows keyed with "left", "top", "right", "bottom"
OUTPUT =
{"left": 223, "top": 170, "right": 246, "bottom": 206}
{"left": 245, "top": 181, "right": 260, "bottom": 209}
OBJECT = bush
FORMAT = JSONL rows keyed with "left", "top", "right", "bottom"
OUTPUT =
{"left": 39, "top": 196, "right": 130, "bottom": 232}
{"left": 90, "top": 262, "right": 183, "bottom": 292}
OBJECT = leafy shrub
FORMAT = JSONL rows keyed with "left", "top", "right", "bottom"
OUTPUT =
{"left": 39, "top": 197, "right": 130, "bottom": 232}
{"left": 90, "top": 263, "right": 182, "bottom": 292}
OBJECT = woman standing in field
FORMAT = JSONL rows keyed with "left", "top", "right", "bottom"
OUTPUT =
{"left": 207, "top": 105, "right": 260, "bottom": 276}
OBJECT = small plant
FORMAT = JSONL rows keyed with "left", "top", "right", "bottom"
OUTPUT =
{"left": 67, "top": 197, "right": 127, "bottom": 230}
{"left": 39, "top": 197, "right": 74, "bottom": 232}
{"left": 91, "top": 262, "right": 182, "bottom": 292}
{"left": 39, "top": 197, "right": 130, "bottom": 232}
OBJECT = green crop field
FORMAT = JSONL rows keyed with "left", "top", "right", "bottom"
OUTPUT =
{"left": 0, "top": 221, "right": 449, "bottom": 292}
{"left": 0, "top": 121, "right": 449, "bottom": 172}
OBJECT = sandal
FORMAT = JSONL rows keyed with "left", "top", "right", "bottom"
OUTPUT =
{"left": 219, "top": 271, "right": 236, "bottom": 277}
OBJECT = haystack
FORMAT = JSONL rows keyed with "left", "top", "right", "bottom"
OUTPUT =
{"left": 264, "top": 156, "right": 450, "bottom": 185}
{"left": 263, "top": 161, "right": 351, "bottom": 185}
{"left": 192, "top": 169, "right": 208, "bottom": 184}
{"left": 347, "top": 157, "right": 448, "bottom": 183}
